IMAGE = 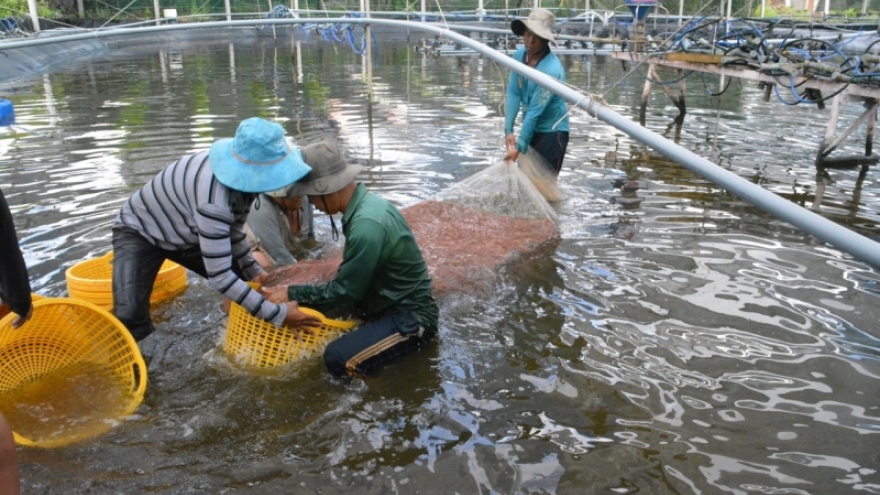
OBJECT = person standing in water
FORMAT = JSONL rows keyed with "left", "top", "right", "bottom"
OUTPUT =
{"left": 503, "top": 8, "right": 571, "bottom": 177}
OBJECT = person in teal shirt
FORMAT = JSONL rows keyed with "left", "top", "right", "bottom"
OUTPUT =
{"left": 262, "top": 139, "right": 438, "bottom": 379}
{"left": 504, "top": 8, "right": 571, "bottom": 177}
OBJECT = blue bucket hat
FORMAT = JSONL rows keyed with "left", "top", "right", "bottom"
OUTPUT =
{"left": 209, "top": 117, "right": 311, "bottom": 193}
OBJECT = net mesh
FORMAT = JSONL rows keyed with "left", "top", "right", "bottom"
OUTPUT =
{"left": 268, "top": 159, "right": 561, "bottom": 299}
{"left": 433, "top": 159, "right": 559, "bottom": 223}
{"left": 518, "top": 148, "right": 565, "bottom": 204}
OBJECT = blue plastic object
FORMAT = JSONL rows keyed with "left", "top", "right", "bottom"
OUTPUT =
{"left": 625, "top": 0, "right": 658, "bottom": 21}
{"left": 0, "top": 99, "right": 13, "bottom": 126}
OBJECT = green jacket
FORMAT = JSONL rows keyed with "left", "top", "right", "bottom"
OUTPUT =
{"left": 287, "top": 183, "right": 439, "bottom": 333}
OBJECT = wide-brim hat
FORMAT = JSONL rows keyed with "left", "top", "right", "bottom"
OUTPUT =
{"left": 511, "top": 8, "right": 556, "bottom": 43}
{"left": 288, "top": 140, "right": 362, "bottom": 196}
{"left": 209, "top": 117, "right": 311, "bottom": 193}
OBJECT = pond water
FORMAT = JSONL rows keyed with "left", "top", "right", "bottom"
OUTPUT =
{"left": 1, "top": 26, "right": 879, "bottom": 494}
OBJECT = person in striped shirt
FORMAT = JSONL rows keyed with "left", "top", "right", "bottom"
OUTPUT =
{"left": 111, "top": 117, "right": 321, "bottom": 343}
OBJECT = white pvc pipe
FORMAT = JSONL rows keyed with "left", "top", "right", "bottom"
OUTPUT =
{"left": 153, "top": 0, "right": 161, "bottom": 25}
{"left": 4, "top": 17, "right": 880, "bottom": 271}
{"left": 26, "top": 0, "right": 40, "bottom": 32}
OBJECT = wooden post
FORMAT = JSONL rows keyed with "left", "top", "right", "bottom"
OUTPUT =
{"left": 269, "top": 0, "right": 276, "bottom": 40}
{"left": 812, "top": 173, "right": 827, "bottom": 209}
{"left": 640, "top": 64, "right": 655, "bottom": 125}
{"left": 761, "top": 82, "right": 773, "bottom": 102}
{"left": 866, "top": 101, "right": 876, "bottom": 157}
{"left": 228, "top": 44, "right": 236, "bottom": 84}
{"left": 816, "top": 94, "right": 841, "bottom": 168}
{"left": 677, "top": 68, "right": 687, "bottom": 120}
{"left": 365, "top": 0, "right": 372, "bottom": 100}
{"left": 657, "top": 68, "right": 687, "bottom": 121}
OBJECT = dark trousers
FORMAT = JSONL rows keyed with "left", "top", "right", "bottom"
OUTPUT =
{"left": 323, "top": 311, "right": 435, "bottom": 378}
{"left": 111, "top": 225, "right": 244, "bottom": 341}
{"left": 530, "top": 131, "right": 570, "bottom": 175}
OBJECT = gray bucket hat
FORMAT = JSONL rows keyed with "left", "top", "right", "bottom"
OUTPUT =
{"left": 511, "top": 8, "right": 557, "bottom": 43}
{"left": 287, "top": 140, "right": 363, "bottom": 196}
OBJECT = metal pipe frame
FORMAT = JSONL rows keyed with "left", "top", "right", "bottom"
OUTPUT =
{"left": 3, "top": 17, "right": 879, "bottom": 271}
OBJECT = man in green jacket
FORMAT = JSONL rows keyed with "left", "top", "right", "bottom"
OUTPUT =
{"left": 262, "top": 140, "right": 438, "bottom": 378}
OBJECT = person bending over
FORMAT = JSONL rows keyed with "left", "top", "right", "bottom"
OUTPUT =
{"left": 245, "top": 186, "right": 312, "bottom": 270}
{"left": 262, "top": 140, "right": 439, "bottom": 378}
{"left": 112, "top": 117, "right": 321, "bottom": 343}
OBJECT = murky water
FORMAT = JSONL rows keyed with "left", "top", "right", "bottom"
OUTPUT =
{"left": 0, "top": 363, "right": 129, "bottom": 448}
{"left": 1, "top": 27, "right": 879, "bottom": 494}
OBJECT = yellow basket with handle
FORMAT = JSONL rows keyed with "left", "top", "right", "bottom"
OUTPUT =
{"left": 224, "top": 285, "right": 358, "bottom": 368}
{"left": 65, "top": 251, "right": 187, "bottom": 310}
{"left": 0, "top": 297, "right": 147, "bottom": 448}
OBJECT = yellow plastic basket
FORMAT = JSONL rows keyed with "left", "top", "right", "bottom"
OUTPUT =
{"left": 65, "top": 251, "right": 187, "bottom": 310}
{"left": 224, "top": 299, "right": 358, "bottom": 369}
{"left": 0, "top": 297, "right": 147, "bottom": 448}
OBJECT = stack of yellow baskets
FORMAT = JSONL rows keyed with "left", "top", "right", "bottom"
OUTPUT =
{"left": 224, "top": 285, "right": 358, "bottom": 369}
{"left": 0, "top": 296, "right": 147, "bottom": 448}
{"left": 65, "top": 251, "right": 187, "bottom": 310}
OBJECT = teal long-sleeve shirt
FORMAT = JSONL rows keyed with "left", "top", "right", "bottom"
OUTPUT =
{"left": 504, "top": 47, "right": 571, "bottom": 153}
{"left": 286, "top": 183, "right": 439, "bottom": 333}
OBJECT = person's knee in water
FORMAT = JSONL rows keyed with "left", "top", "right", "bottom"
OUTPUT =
{"left": 323, "top": 311, "right": 434, "bottom": 378}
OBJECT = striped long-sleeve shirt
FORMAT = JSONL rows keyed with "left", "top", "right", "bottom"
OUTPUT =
{"left": 114, "top": 150, "right": 287, "bottom": 326}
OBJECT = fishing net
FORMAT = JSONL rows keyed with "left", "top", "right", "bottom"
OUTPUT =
{"left": 267, "top": 159, "right": 561, "bottom": 300}
{"left": 433, "top": 159, "right": 560, "bottom": 223}
{"left": 518, "top": 147, "right": 566, "bottom": 204}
